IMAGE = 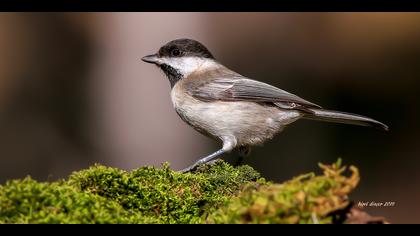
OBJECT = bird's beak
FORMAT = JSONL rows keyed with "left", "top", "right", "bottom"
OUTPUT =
{"left": 141, "top": 54, "right": 160, "bottom": 64}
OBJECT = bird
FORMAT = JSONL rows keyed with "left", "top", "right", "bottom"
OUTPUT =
{"left": 141, "top": 38, "right": 388, "bottom": 172}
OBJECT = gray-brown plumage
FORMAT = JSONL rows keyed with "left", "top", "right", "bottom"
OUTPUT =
{"left": 142, "top": 38, "right": 388, "bottom": 172}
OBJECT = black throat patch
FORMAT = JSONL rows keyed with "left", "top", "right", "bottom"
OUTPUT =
{"left": 159, "top": 64, "right": 183, "bottom": 88}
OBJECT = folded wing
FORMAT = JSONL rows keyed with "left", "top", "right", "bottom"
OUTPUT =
{"left": 188, "top": 76, "right": 321, "bottom": 111}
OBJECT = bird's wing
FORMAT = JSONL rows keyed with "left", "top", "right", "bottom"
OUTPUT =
{"left": 188, "top": 76, "right": 321, "bottom": 111}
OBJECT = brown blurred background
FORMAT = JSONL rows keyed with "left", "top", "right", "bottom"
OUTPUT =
{"left": 0, "top": 13, "right": 419, "bottom": 223}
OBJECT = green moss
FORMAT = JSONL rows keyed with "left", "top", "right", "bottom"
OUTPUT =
{"left": 0, "top": 178, "right": 148, "bottom": 223}
{"left": 0, "top": 159, "right": 359, "bottom": 224}
{"left": 208, "top": 160, "right": 359, "bottom": 224}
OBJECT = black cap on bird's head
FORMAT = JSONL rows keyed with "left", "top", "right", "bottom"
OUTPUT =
{"left": 141, "top": 38, "right": 214, "bottom": 64}
{"left": 158, "top": 38, "right": 214, "bottom": 59}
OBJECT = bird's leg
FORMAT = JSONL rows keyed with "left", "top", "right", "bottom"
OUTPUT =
{"left": 179, "top": 149, "right": 225, "bottom": 173}
{"left": 180, "top": 136, "right": 237, "bottom": 173}
{"left": 235, "top": 145, "right": 251, "bottom": 166}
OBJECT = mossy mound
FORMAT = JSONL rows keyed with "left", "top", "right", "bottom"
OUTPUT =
{"left": 208, "top": 160, "right": 360, "bottom": 224}
{"left": 0, "top": 159, "right": 361, "bottom": 224}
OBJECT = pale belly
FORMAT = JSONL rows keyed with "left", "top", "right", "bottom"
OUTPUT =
{"left": 171, "top": 91, "right": 301, "bottom": 146}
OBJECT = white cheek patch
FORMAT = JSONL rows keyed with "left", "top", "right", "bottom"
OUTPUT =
{"left": 160, "top": 57, "right": 217, "bottom": 77}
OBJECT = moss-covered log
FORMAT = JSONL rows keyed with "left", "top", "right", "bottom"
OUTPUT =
{"left": 0, "top": 159, "right": 386, "bottom": 224}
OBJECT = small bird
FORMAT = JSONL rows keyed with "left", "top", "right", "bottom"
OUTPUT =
{"left": 142, "top": 38, "right": 388, "bottom": 172}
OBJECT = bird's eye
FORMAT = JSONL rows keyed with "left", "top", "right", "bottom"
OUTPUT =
{"left": 171, "top": 48, "right": 181, "bottom": 57}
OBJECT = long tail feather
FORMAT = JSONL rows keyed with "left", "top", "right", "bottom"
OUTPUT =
{"left": 302, "top": 109, "right": 389, "bottom": 131}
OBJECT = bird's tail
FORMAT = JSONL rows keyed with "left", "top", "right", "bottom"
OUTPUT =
{"left": 302, "top": 108, "right": 389, "bottom": 131}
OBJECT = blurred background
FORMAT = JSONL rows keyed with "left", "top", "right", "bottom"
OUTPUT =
{"left": 0, "top": 13, "right": 419, "bottom": 223}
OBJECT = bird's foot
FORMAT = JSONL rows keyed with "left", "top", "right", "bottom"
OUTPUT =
{"left": 233, "top": 145, "right": 251, "bottom": 167}
{"left": 179, "top": 149, "right": 225, "bottom": 173}
{"left": 179, "top": 159, "right": 223, "bottom": 173}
